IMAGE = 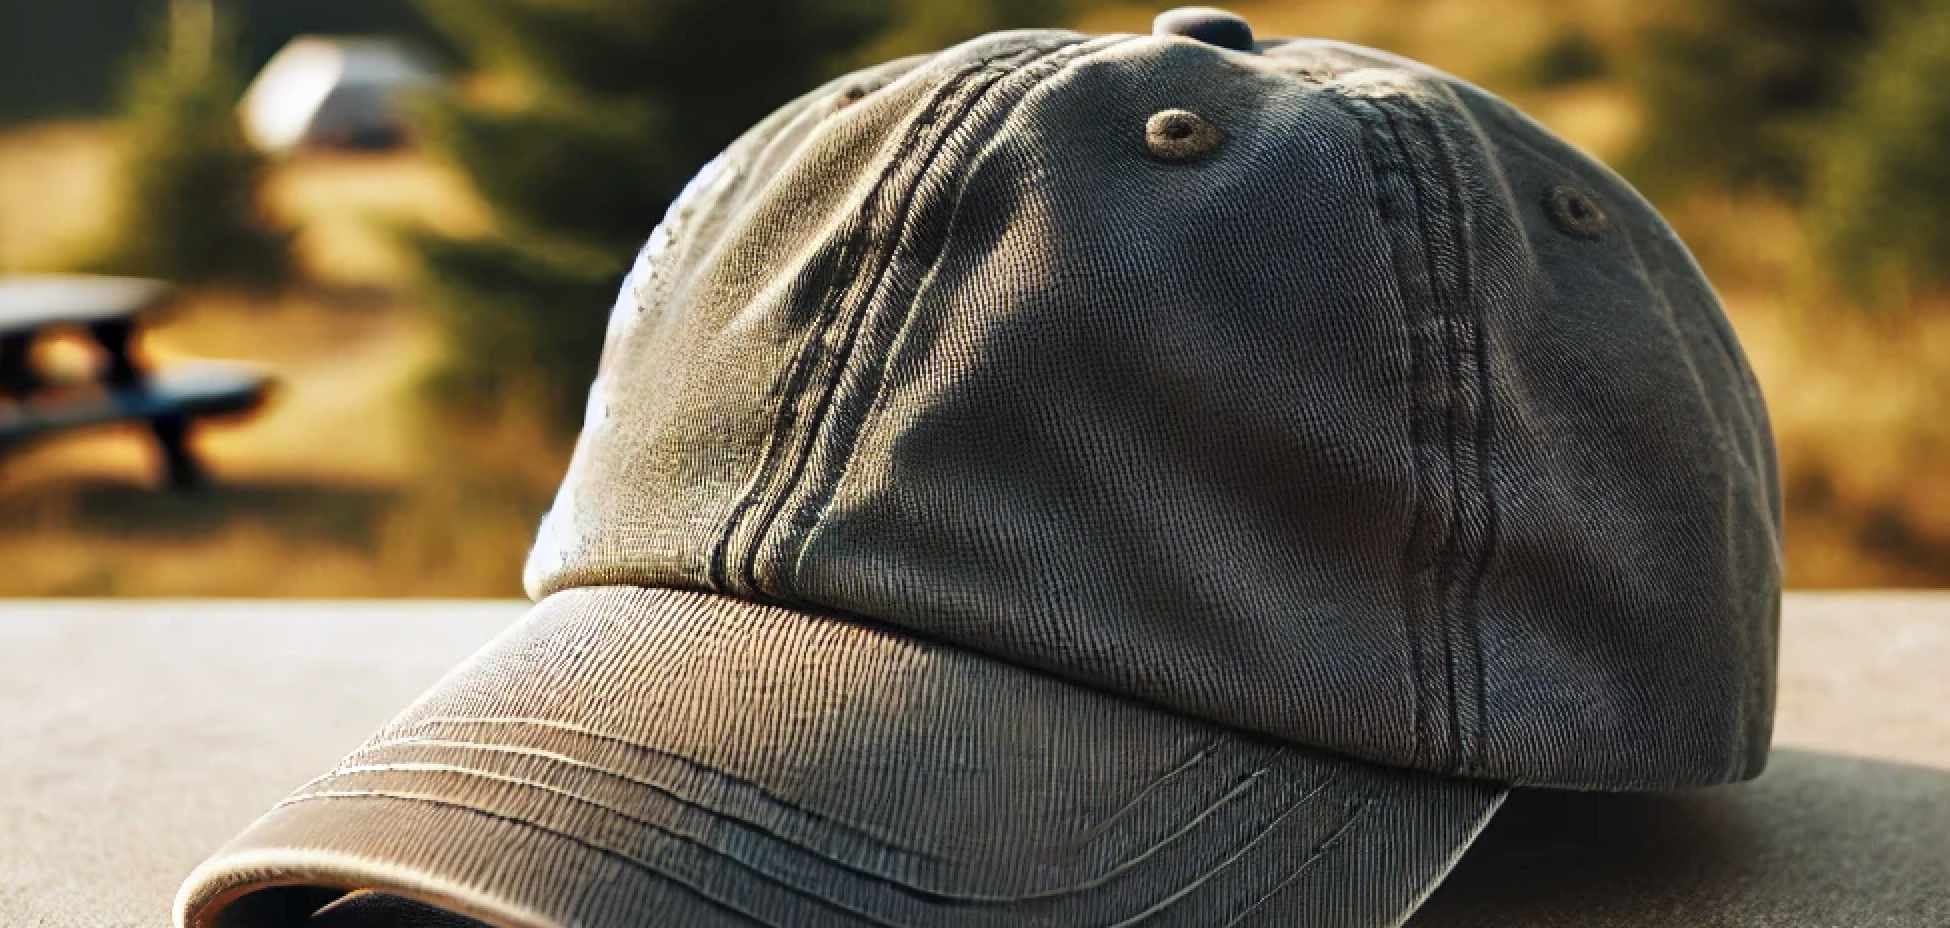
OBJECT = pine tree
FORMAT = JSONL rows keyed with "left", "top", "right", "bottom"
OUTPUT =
{"left": 1630, "top": 0, "right": 1919, "bottom": 198}
{"left": 412, "top": 0, "right": 1086, "bottom": 434}
{"left": 1813, "top": 2, "right": 1950, "bottom": 302}
{"left": 101, "top": 0, "right": 291, "bottom": 286}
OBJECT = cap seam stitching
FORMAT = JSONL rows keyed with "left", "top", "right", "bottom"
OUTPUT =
{"left": 325, "top": 722, "right": 1239, "bottom": 872}
{"left": 703, "top": 42, "right": 1015, "bottom": 594}
{"left": 1099, "top": 780, "right": 1375, "bottom": 928}
{"left": 1326, "top": 87, "right": 1447, "bottom": 774}
{"left": 321, "top": 731, "right": 904, "bottom": 856}
{"left": 289, "top": 744, "right": 1322, "bottom": 904}
{"left": 774, "top": 36, "right": 1123, "bottom": 594}
{"left": 736, "top": 41, "right": 1073, "bottom": 597}
{"left": 1405, "top": 86, "right": 1498, "bottom": 778}
{"left": 274, "top": 764, "right": 1345, "bottom": 916}
{"left": 704, "top": 37, "right": 1070, "bottom": 597}
{"left": 1322, "top": 84, "right": 1495, "bottom": 777}
{"left": 1216, "top": 788, "right": 1382, "bottom": 927}
{"left": 1395, "top": 96, "right": 1475, "bottom": 777}
{"left": 275, "top": 789, "right": 863, "bottom": 928}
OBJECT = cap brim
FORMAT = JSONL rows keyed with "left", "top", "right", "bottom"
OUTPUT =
{"left": 177, "top": 587, "right": 1505, "bottom": 928}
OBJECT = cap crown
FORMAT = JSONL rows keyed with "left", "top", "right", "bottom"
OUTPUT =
{"left": 526, "top": 31, "right": 1781, "bottom": 789}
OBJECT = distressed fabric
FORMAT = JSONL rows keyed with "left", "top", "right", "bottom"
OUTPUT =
{"left": 187, "top": 588, "right": 1502, "bottom": 927}
{"left": 177, "top": 27, "right": 1779, "bottom": 928}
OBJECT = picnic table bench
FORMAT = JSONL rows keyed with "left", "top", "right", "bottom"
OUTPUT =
{"left": 0, "top": 275, "right": 273, "bottom": 488}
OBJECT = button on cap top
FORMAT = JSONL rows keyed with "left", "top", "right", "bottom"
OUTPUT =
{"left": 1153, "top": 7, "right": 1255, "bottom": 52}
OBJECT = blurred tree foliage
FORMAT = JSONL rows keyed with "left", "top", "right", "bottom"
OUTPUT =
{"left": 1513, "top": 28, "right": 1610, "bottom": 90}
{"left": 852, "top": 0, "right": 1081, "bottom": 66}
{"left": 1813, "top": 2, "right": 1950, "bottom": 301}
{"left": 412, "top": 0, "right": 1090, "bottom": 435}
{"left": 98, "top": 1, "right": 292, "bottom": 287}
{"left": 0, "top": 0, "right": 437, "bottom": 126}
{"left": 1631, "top": 0, "right": 1916, "bottom": 198}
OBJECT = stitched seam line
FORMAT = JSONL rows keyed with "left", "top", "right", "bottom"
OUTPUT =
{"left": 1082, "top": 737, "right": 1223, "bottom": 838}
{"left": 325, "top": 720, "right": 1236, "bottom": 880}
{"left": 1331, "top": 88, "right": 1447, "bottom": 772}
{"left": 298, "top": 739, "right": 1305, "bottom": 903}
{"left": 1336, "top": 86, "right": 1498, "bottom": 775}
{"left": 1399, "top": 98, "right": 1474, "bottom": 774}
{"left": 1217, "top": 792, "right": 1380, "bottom": 928}
{"left": 278, "top": 764, "right": 1342, "bottom": 923}
{"left": 738, "top": 42, "right": 1067, "bottom": 595}
{"left": 716, "top": 39, "right": 1082, "bottom": 597}
{"left": 278, "top": 789, "right": 874, "bottom": 928}
{"left": 777, "top": 37, "right": 1119, "bottom": 578}
{"left": 704, "top": 48, "right": 997, "bottom": 593}
{"left": 1428, "top": 97, "right": 1498, "bottom": 778}
{"left": 320, "top": 735, "right": 900, "bottom": 857}
{"left": 1397, "top": 89, "right": 1496, "bottom": 776}
{"left": 1101, "top": 784, "right": 1372, "bottom": 928}
{"left": 704, "top": 40, "right": 1055, "bottom": 594}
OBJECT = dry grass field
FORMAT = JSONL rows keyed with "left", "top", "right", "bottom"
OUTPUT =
{"left": 0, "top": 127, "right": 553, "bottom": 596}
{"left": 3, "top": 0, "right": 1949, "bottom": 595}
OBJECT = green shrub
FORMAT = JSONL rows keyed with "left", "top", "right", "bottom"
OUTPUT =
{"left": 853, "top": 0, "right": 1084, "bottom": 64}
{"left": 1813, "top": 2, "right": 1950, "bottom": 302}
{"left": 413, "top": 232, "right": 616, "bottom": 426}
{"left": 0, "top": 0, "right": 438, "bottom": 127}
{"left": 97, "top": 1, "right": 292, "bottom": 286}
{"left": 410, "top": 0, "right": 876, "bottom": 434}
{"left": 1514, "top": 28, "right": 1610, "bottom": 90}
{"left": 1631, "top": 0, "right": 1914, "bottom": 198}
{"left": 413, "top": 0, "right": 1091, "bottom": 437}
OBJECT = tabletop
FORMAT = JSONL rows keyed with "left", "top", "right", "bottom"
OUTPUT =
{"left": 0, "top": 275, "right": 173, "bottom": 333}
{"left": 1, "top": 596, "right": 1945, "bottom": 928}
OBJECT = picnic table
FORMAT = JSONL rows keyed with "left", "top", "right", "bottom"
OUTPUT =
{"left": 0, "top": 275, "right": 273, "bottom": 488}
{"left": 0, "top": 595, "right": 1945, "bottom": 927}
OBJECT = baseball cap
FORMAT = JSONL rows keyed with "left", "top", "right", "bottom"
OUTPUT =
{"left": 176, "top": 8, "right": 1781, "bottom": 927}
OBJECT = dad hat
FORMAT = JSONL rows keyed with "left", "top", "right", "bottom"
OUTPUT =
{"left": 177, "top": 8, "right": 1782, "bottom": 927}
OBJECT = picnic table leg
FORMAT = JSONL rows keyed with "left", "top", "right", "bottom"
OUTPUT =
{"left": 0, "top": 333, "right": 37, "bottom": 397}
{"left": 88, "top": 319, "right": 142, "bottom": 388}
{"left": 149, "top": 414, "right": 207, "bottom": 490}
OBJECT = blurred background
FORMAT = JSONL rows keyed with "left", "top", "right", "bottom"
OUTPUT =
{"left": 0, "top": 0, "right": 1944, "bottom": 596}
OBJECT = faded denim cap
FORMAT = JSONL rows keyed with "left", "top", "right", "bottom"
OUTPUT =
{"left": 177, "top": 9, "right": 1782, "bottom": 928}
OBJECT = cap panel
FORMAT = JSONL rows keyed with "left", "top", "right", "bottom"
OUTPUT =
{"left": 526, "top": 30, "right": 1778, "bottom": 790}
{"left": 178, "top": 587, "right": 1506, "bottom": 928}
{"left": 1464, "top": 108, "right": 1780, "bottom": 788}
{"left": 1311, "top": 70, "right": 1508, "bottom": 776}
{"left": 729, "top": 35, "right": 1124, "bottom": 598}
{"left": 790, "top": 39, "right": 1433, "bottom": 770}
{"left": 1429, "top": 71, "right": 1778, "bottom": 788}
{"left": 1268, "top": 40, "right": 1781, "bottom": 787}
{"left": 526, "top": 33, "right": 1085, "bottom": 597}
{"left": 778, "top": 35, "right": 1781, "bottom": 789}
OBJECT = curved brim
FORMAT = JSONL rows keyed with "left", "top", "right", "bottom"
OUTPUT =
{"left": 177, "top": 587, "right": 1505, "bottom": 928}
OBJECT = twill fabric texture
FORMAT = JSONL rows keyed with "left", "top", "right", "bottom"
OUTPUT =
{"left": 182, "top": 587, "right": 1502, "bottom": 928}
{"left": 175, "top": 26, "right": 1781, "bottom": 928}
{"left": 527, "top": 30, "right": 1779, "bottom": 788}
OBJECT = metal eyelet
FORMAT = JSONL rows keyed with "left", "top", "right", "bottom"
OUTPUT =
{"left": 1544, "top": 185, "right": 1608, "bottom": 241}
{"left": 1145, "top": 109, "right": 1225, "bottom": 163}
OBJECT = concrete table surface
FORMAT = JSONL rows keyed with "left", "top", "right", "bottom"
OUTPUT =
{"left": 1, "top": 596, "right": 1946, "bottom": 928}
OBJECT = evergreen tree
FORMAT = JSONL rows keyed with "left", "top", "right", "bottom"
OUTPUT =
{"left": 0, "top": 0, "right": 437, "bottom": 127}
{"left": 411, "top": 0, "right": 1086, "bottom": 434}
{"left": 1631, "top": 0, "right": 1916, "bottom": 198}
{"left": 1813, "top": 2, "right": 1950, "bottom": 302}
{"left": 101, "top": 0, "right": 291, "bottom": 286}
